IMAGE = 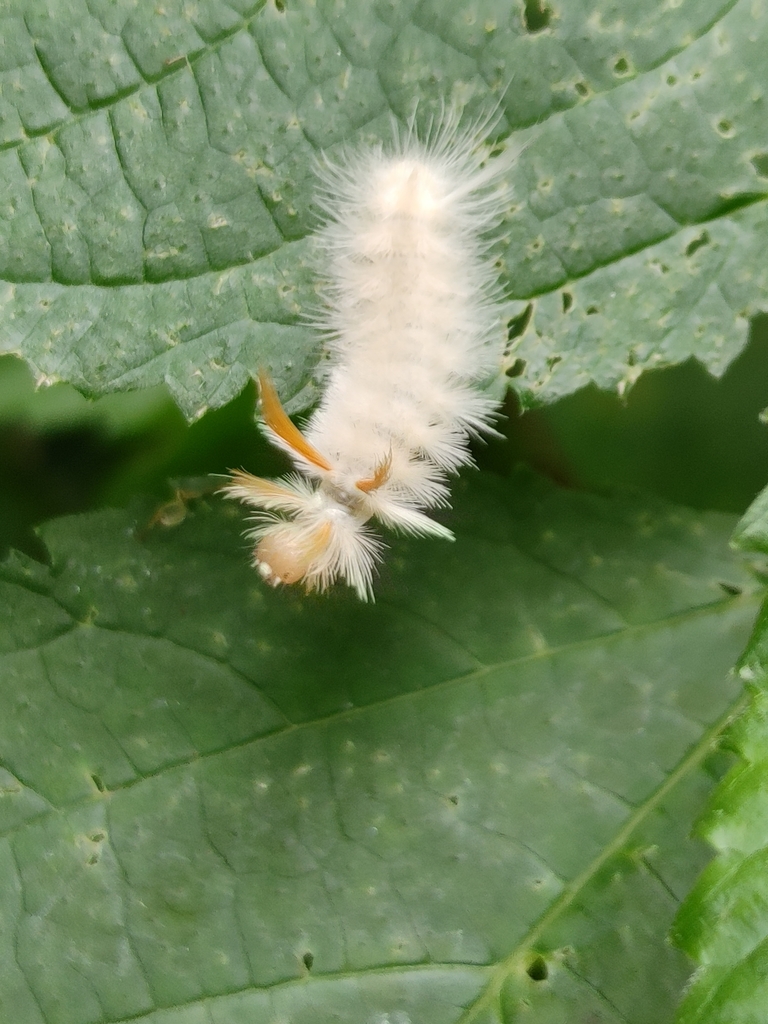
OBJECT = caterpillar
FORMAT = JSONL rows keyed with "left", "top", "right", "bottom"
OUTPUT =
{"left": 224, "top": 111, "right": 515, "bottom": 600}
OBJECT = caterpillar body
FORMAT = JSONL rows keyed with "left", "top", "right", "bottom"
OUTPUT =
{"left": 225, "top": 114, "right": 514, "bottom": 600}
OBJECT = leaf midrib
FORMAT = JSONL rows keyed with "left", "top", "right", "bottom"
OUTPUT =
{"left": 456, "top": 675, "right": 754, "bottom": 1024}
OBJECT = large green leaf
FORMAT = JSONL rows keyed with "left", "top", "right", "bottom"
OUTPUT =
{"left": 672, "top": 485, "right": 768, "bottom": 1023}
{"left": 0, "top": 469, "right": 760, "bottom": 1023}
{"left": 0, "top": 0, "right": 766, "bottom": 417}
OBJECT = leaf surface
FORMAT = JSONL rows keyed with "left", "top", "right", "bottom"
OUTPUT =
{"left": 0, "top": 470, "right": 760, "bottom": 1023}
{"left": 0, "top": 0, "right": 766, "bottom": 416}
{"left": 672, "top": 485, "right": 768, "bottom": 1023}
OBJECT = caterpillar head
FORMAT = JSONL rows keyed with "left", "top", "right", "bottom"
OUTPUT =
{"left": 253, "top": 520, "right": 332, "bottom": 588}
{"left": 250, "top": 502, "right": 382, "bottom": 601}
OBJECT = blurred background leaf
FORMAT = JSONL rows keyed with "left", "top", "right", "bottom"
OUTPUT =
{"left": 671, "top": 485, "right": 768, "bottom": 1023}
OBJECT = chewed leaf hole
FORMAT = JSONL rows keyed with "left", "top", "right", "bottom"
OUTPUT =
{"left": 448, "top": 794, "right": 459, "bottom": 805}
{"left": 507, "top": 303, "right": 533, "bottom": 341}
{"left": 302, "top": 951, "right": 314, "bottom": 971}
{"left": 574, "top": 81, "right": 589, "bottom": 97}
{"left": 561, "top": 290, "right": 573, "bottom": 312}
{"left": 613, "top": 55, "right": 632, "bottom": 77}
{"left": 274, "top": 0, "right": 286, "bottom": 9}
{"left": 751, "top": 153, "right": 768, "bottom": 177}
{"left": 90, "top": 774, "right": 106, "bottom": 793}
{"left": 585, "top": 305, "right": 599, "bottom": 315}
{"left": 527, "top": 954, "right": 549, "bottom": 981}
{"left": 523, "top": 0, "right": 551, "bottom": 32}
{"left": 685, "top": 231, "right": 710, "bottom": 257}
{"left": 505, "top": 358, "right": 527, "bottom": 378}
{"left": 716, "top": 118, "right": 735, "bottom": 138}
{"left": 719, "top": 581, "right": 743, "bottom": 596}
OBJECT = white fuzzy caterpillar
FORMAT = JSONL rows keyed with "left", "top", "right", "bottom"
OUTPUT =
{"left": 224, "top": 113, "right": 514, "bottom": 600}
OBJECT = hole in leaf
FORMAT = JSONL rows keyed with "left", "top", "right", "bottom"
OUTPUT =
{"left": 274, "top": 0, "right": 286, "bottom": 9}
{"left": 89, "top": 831, "right": 105, "bottom": 843}
{"left": 90, "top": 774, "right": 106, "bottom": 793}
{"left": 574, "top": 81, "right": 589, "bottom": 97}
{"left": 751, "top": 153, "right": 768, "bottom": 177}
{"left": 685, "top": 231, "right": 710, "bottom": 257}
{"left": 505, "top": 358, "right": 527, "bottom": 378}
{"left": 302, "top": 951, "right": 314, "bottom": 971}
{"left": 527, "top": 955, "right": 549, "bottom": 981}
{"left": 507, "top": 303, "right": 533, "bottom": 341}
{"left": 561, "top": 291, "right": 573, "bottom": 312}
{"left": 613, "top": 56, "right": 631, "bottom": 76}
{"left": 523, "top": 0, "right": 551, "bottom": 32}
{"left": 717, "top": 119, "right": 735, "bottom": 137}
{"left": 448, "top": 795, "right": 459, "bottom": 805}
{"left": 546, "top": 355, "right": 561, "bottom": 369}
{"left": 86, "top": 853, "right": 99, "bottom": 866}
{"left": 585, "top": 305, "right": 599, "bottom": 315}
{"left": 719, "top": 581, "right": 743, "bottom": 596}
{"left": 666, "top": 74, "right": 677, "bottom": 86}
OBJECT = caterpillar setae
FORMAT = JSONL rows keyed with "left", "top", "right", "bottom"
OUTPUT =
{"left": 224, "top": 110, "right": 515, "bottom": 601}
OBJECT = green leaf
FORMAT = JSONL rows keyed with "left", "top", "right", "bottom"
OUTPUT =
{"left": 0, "top": 353, "right": 172, "bottom": 436}
{"left": 672, "top": 484, "right": 768, "bottom": 1023}
{"left": 0, "top": 469, "right": 760, "bottom": 1023}
{"left": 0, "top": 0, "right": 766, "bottom": 417}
